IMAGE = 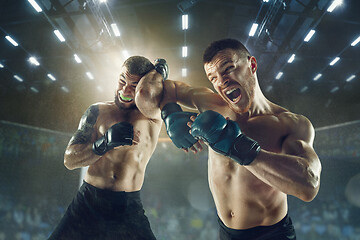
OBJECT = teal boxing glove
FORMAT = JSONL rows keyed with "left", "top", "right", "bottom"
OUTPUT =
{"left": 161, "top": 103, "right": 197, "bottom": 149}
{"left": 191, "top": 110, "right": 260, "bottom": 165}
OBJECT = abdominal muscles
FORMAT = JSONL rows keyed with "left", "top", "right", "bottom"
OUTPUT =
{"left": 208, "top": 152, "right": 287, "bottom": 229}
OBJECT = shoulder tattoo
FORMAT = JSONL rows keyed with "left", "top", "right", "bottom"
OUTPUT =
{"left": 69, "top": 105, "right": 99, "bottom": 145}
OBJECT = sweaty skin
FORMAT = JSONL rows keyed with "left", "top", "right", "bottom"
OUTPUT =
{"left": 145, "top": 48, "right": 321, "bottom": 230}
{"left": 64, "top": 66, "right": 163, "bottom": 192}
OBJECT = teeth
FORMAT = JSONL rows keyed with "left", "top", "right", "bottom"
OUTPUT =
{"left": 226, "top": 88, "right": 237, "bottom": 95}
{"left": 119, "top": 92, "right": 133, "bottom": 101}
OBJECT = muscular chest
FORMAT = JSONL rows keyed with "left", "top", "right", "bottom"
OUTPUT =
{"left": 96, "top": 108, "right": 160, "bottom": 147}
{"left": 208, "top": 114, "right": 289, "bottom": 190}
{"left": 240, "top": 115, "right": 289, "bottom": 153}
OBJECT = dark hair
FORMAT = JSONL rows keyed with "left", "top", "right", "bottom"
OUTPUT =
{"left": 123, "top": 56, "right": 155, "bottom": 77}
{"left": 203, "top": 38, "right": 250, "bottom": 63}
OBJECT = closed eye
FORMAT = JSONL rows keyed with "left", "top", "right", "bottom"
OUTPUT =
{"left": 224, "top": 65, "right": 234, "bottom": 73}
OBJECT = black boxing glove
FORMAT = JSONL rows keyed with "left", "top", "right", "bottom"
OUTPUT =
{"left": 154, "top": 58, "right": 169, "bottom": 81}
{"left": 92, "top": 122, "right": 133, "bottom": 155}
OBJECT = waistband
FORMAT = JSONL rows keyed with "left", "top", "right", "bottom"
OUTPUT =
{"left": 218, "top": 213, "right": 293, "bottom": 237}
{"left": 80, "top": 180, "right": 141, "bottom": 200}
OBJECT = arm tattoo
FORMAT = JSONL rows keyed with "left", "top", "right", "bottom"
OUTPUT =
{"left": 69, "top": 105, "right": 99, "bottom": 145}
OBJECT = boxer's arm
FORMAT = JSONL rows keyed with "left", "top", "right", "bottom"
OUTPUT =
{"left": 135, "top": 69, "right": 163, "bottom": 120}
{"left": 245, "top": 114, "right": 321, "bottom": 202}
{"left": 161, "top": 80, "right": 225, "bottom": 112}
{"left": 64, "top": 105, "right": 101, "bottom": 170}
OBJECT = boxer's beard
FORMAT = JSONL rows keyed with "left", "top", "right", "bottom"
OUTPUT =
{"left": 115, "top": 95, "right": 137, "bottom": 111}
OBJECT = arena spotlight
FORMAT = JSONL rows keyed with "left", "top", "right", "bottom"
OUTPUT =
{"left": 30, "top": 87, "right": 39, "bottom": 93}
{"left": 86, "top": 72, "right": 94, "bottom": 80}
{"left": 313, "top": 73, "right": 322, "bottom": 81}
{"left": 275, "top": 72, "right": 283, "bottom": 80}
{"left": 61, "top": 86, "right": 69, "bottom": 93}
{"left": 28, "top": 0, "right": 42, "bottom": 12}
{"left": 14, "top": 75, "right": 23, "bottom": 82}
{"left": 29, "top": 57, "right": 40, "bottom": 66}
{"left": 111, "top": 23, "right": 121, "bottom": 37}
{"left": 47, "top": 73, "right": 56, "bottom": 81}
{"left": 182, "top": 14, "right": 188, "bottom": 30}
{"left": 74, "top": 54, "right": 82, "bottom": 63}
{"left": 182, "top": 68, "right": 187, "bottom": 77}
{"left": 0, "top": 63, "right": 4, "bottom": 68}
{"left": 182, "top": 46, "right": 188, "bottom": 57}
{"left": 346, "top": 75, "right": 356, "bottom": 82}
{"left": 54, "top": 30, "right": 65, "bottom": 42}
{"left": 351, "top": 36, "right": 360, "bottom": 46}
{"left": 304, "top": 30, "right": 315, "bottom": 42}
{"left": 5, "top": 36, "right": 18, "bottom": 46}
{"left": 249, "top": 23, "right": 258, "bottom": 37}
{"left": 287, "top": 54, "right": 295, "bottom": 63}
{"left": 329, "top": 57, "right": 340, "bottom": 66}
{"left": 327, "top": 0, "right": 342, "bottom": 12}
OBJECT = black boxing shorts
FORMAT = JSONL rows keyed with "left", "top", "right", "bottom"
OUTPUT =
{"left": 218, "top": 213, "right": 296, "bottom": 240}
{"left": 48, "top": 181, "right": 156, "bottom": 240}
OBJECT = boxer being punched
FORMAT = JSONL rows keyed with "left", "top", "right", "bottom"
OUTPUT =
{"left": 48, "top": 56, "right": 168, "bottom": 240}
{"left": 145, "top": 39, "right": 322, "bottom": 239}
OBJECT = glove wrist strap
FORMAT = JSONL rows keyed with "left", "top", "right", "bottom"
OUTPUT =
{"left": 229, "top": 135, "right": 261, "bottom": 165}
{"left": 92, "top": 136, "right": 107, "bottom": 155}
{"left": 161, "top": 102, "right": 182, "bottom": 120}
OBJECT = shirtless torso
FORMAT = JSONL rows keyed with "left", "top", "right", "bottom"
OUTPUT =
{"left": 81, "top": 102, "right": 162, "bottom": 192}
{"left": 207, "top": 106, "right": 293, "bottom": 229}
{"left": 156, "top": 45, "right": 321, "bottom": 233}
{"left": 50, "top": 56, "right": 163, "bottom": 240}
{"left": 64, "top": 67, "right": 163, "bottom": 192}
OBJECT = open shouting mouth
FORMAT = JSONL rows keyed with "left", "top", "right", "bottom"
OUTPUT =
{"left": 225, "top": 87, "right": 241, "bottom": 103}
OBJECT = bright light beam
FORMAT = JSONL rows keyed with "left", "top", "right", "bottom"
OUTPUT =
{"left": 249, "top": 23, "right": 258, "bottom": 37}
{"left": 86, "top": 72, "right": 94, "bottom": 80}
{"left": 54, "top": 30, "right": 66, "bottom": 42}
{"left": 329, "top": 57, "right": 340, "bottom": 66}
{"left": 313, "top": 73, "right": 322, "bottom": 81}
{"left": 182, "top": 14, "right": 188, "bottom": 30}
{"left": 5, "top": 36, "right": 19, "bottom": 46}
{"left": 29, "top": 57, "right": 40, "bottom": 66}
{"left": 346, "top": 75, "right": 356, "bottom": 82}
{"left": 327, "top": 0, "right": 342, "bottom": 12}
{"left": 351, "top": 36, "right": 360, "bottom": 46}
{"left": 14, "top": 75, "right": 23, "bottom": 82}
{"left": 111, "top": 23, "right": 121, "bottom": 37}
{"left": 28, "top": 0, "right": 42, "bottom": 12}
{"left": 275, "top": 72, "right": 283, "bottom": 80}
{"left": 74, "top": 54, "right": 82, "bottom": 63}
{"left": 304, "top": 30, "right": 315, "bottom": 42}
{"left": 287, "top": 54, "right": 295, "bottom": 63}
{"left": 182, "top": 46, "right": 188, "bottom": 57}
{"left": 47, "top": 73, "right": 56, "bottom": 81}
{"left": 182, "top": 68, "right": 187, "bottom": 77}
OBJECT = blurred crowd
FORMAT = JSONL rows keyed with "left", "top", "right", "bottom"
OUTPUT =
{"left": 1, "top": 120, "right": 360, "bottom": 239}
